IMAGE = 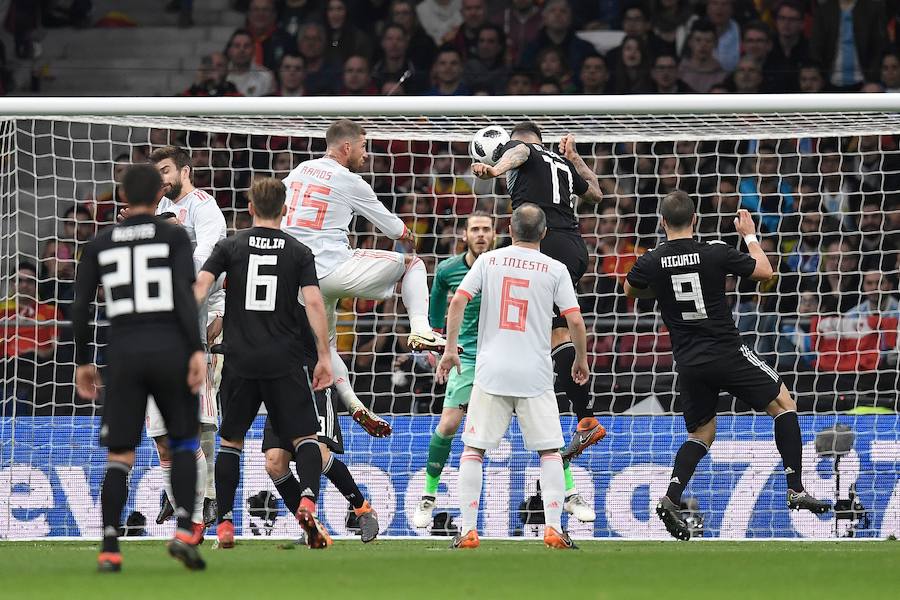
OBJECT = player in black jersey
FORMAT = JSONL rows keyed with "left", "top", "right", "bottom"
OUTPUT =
{"left": 624, "top": 191, "right": 832, "bottom": 541}
{"left": 73, "top": 164, "right": 207, "bottom": 572}
{"left": 472, "top": 121, "right": 606, "bottom": 459}
{"left": 193, "top": 177, "right": 335, "bottom": 549}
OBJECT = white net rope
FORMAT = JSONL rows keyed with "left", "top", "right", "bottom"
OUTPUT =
{"left": 2, "top": 111, "right": 899, "bottom": 540}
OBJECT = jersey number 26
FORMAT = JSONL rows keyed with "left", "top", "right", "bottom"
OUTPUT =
{"left": 98, "top": 244, "right": 174, "bottom": 318}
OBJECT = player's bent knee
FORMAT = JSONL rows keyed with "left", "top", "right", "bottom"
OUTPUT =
{"left": 437, "top": 409, "right": 464, "bottom": 436}
{"left": 154, "top": 436, "right": 171, "bottom": 461}
{"left": 220, "top": 437, "right": 244, "bottom": 450}
{"left": 264, "top": 451, "right": 290, "bottom": 480}
{"left": 108, "top": 448, "right": 136, "bottom": 466}
{"left": 169, "top": 436, "right": 200, "bottom": 454}
{"left": 319, "top": 444, "right": 331, "bottom": 468}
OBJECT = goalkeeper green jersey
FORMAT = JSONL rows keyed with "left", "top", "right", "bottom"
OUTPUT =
{"left": 429, "top": 253, "right": 480, "bottom": 364}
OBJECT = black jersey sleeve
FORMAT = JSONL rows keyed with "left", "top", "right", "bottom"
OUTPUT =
{"left": 171, "top": 227, "right": 204, "bottom": 354}
{"left": 201, "top": 237, "right": 231, "bottom": 279}
{"left": 72, "top": 240, "right": 101, "bottom": 366}
{"left": 565, "top": 157, "right": 589, "bottom": 197}
{"left": 626, "top": 251, "right": 657, "bottom": 289}
{"left": 296, "top": 242, "right": 319, "bottom": 288}
{"left": 720, "top": 244, "right": 757, "bottom": 278}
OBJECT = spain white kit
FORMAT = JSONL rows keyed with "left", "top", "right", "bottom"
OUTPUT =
{"left": 456, "top": 245, "right": 580, "bottom": 451}
{"left": 147, "top": 188, "right": 227, "bottom": 434}
{"left": 281, "top": 157, "right": 409, "bottom": 339}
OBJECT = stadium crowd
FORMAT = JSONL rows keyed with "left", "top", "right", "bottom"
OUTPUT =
{"left": 2, "top": 0, "right": 899, "bottom": 419}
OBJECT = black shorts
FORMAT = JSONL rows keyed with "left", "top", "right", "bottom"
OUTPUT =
{"left": 540, "top": 229, "right": 587, "bottom": 328}
{"left": 101, "top": 344, "right": 198, "bottom": 450}
{"left": 219, "top": 365, "right": 320, "bottom": 444}
{"left": 261, "top": 387, "right": 343, "bottom": 455}
{"left": 677, "top": 345, "right": 783, "bottom": 433}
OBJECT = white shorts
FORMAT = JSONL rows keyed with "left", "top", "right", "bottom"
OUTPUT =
{"left": 318, "top": 249, "right": 406, "bottom": 341}
{"left": 461, "top": 385, "right": 564, "bottom": 452}
{"left": 145, "top": 355, "right": 219, "bottom": 437}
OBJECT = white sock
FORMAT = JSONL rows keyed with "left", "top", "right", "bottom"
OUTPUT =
{"left": 331, "top": 346, "right": 363, "bottom": 412}
{"left": 401, "top": 257, "right": 431, "bottom": 334}
{"left": 457, "top": 450, "right": 484, "bottom": 534}
{"left": 540, "top": 452, "right": 565, "bottom": 531}
{"left": 192, "top": 448, "right": 207, "bottom": 524}
{"left": 161, "top": 459, "right": 173, "bottom": 507}
{"left": 200, "top": 429, "right": 216, "bottom": 499}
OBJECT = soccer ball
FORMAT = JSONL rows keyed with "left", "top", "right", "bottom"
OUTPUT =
{"left": 469, "top": 126, "right": 510, "bottom": 166}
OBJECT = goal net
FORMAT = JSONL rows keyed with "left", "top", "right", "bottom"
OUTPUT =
{"left": 2, "top": 96, "right": 899, "bottom": 540}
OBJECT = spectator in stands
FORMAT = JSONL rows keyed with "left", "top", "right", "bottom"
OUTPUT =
{"left": 537, "top": 79, "right": 563, "bottom": 94}
{"left": 811, "top": 0, "right": 886, "bottom": 91}
{"left": 650, "top": 52, "right": 693, "bottom": 93}
{"left": 679, "top": 19, "right": 727, "bottom": 93}
{"left": 339, "top": 55, "right": 378, "bottom": 95}
{"left": 297, "top": 22, "right": 339, "bottom": 95}
{"left": 536, "top": 46, "right": 576, "bottom": 93}
{"left": 390, "top": 0, "right": 438, "bottom": 70}
{"left": 816, "top": 141, "right": 858, "bottom": 230}
{"left": 610, "top": 35, "right": 653, "bottom": 94}
{"left": 578, "top": 53, "right": 609, "bottom": 94}
{"left": 89, "top": 153, "right": 128, "bottom": 226}
{"left": 37, "top": 240, "right": 75, "bottom": 316}
{"left": 373, "top": 23, "right": 428, "bottom": 94}
{"left": 651, "top": 0, "right": 692, "bottom": 50}
{"left": 520, "top": 0, "right": 594, "bottom": 73}
{"left": 783, "top": 209, "right": 832, "bottom": 275}
{"left": 447, "top": 0, "right": 488, "bottom": 59}
{"left": 245, "top": 0, "right": 297, "bottom": 72}
{"left": 819, "top": 238, "right": 861, "bottom": 313}
{"left": 729, "top": 56, "right": 764, "bottom": 93}
{"left": 426, "top": 47, "right": 471, "bottom": 95}
{"left": 880, "top": 52, "right": 900, "bottom": 92}
{"left": 607, "top": 3, "right": 671, "bottom": 67}
{"left": 61, "top": 205, "right": 95, "bottom": 259}
{"left": 798, "top": 62, "right": 826, "bottom": 92}
{"left": 280, "top": 0, "right": 324, "bottom": 37}
{"left": 505, "top": 68, "right": 535, "bottom": 94}
{"left": 699, "top": 176, "right": 740, "bottom": 245}
{"left": 1, "top": 261, "right": 61, "bottom": 363}
{"left": 493, "top": 0, "right": 542, "bottom": 65}
{"left": 272, "top": 151, "right": 295, "bottom": 178}
{"left": 859, "top": 196, "right": 898, "bottom": 270}
{"left": 765, "top": 1, "right": 809, "bottom": 93}
{"left": 846, "top": 271, "right": 900, "bottom": 318}
{"left": 462, "top": 24, "right": 508, "bottom": 95}
{"left": 738, "top": 141, "right": 796, "bottom": 233}
{"left": 181, "top": 52, "right": 242, "bottom": 97}
{"left": 417, "top": 0, "right": 463, "bottom": 46}
{"left": 741, "top": 21, "right": 775, "bottom": 88}
{"left": 226, "top": 29, "right": 276, "bottom": 96}
{"left": 274, "top": 53, "right": 307, "bottom": 96}
{"left": 706, "top": 0, "right": 741, "bottom": 73}
{"left": 323, "top": 0, "right": 373, "bottom": 65}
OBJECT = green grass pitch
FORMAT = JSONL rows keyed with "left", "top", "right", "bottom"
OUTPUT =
{"left": 3, "top": 539, "right": 899, "bottom": 600}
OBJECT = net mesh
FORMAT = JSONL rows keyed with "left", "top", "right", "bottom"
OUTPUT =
{"left": 2, "top": 112, "right": 899, "bottom": 540}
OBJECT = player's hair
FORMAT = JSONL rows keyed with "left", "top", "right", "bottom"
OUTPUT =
{"left": 122, "top": 164, "right": 164, "bottom": 207}
{"left": 660, "top": 190, "right": 696, "bottom": 230}
{"left": 249, "top": 177, "right": 287, "bottom": 219}
{"left": 511, "top": 121, "right": 542, "bottom": 141}
{"left": 326, "top": 119, "right": 366, "bottom": 147}
{"left": 149, "top": 145, "right": 193, "bottom": 179}
{"left": 510, "top": 203, "right": 546, "bottom": 242}
{"left": 466, "top": 210, "right": 494, "bottom": 227}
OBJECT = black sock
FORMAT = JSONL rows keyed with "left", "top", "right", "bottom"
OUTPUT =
{"left": 272, "top": 471, "right": 302, "bottom": 515}
{"left": 293, "top": 439, "right": 322, "bottom": 502}
{"left": 553, "top": 342, "right": 591, "bottom": 421}
{"left": 323, "top": 454, "right": 364, "bottom": 509}
{"left": 171, "top": 447, "right": 198, "bottom": 532}
{"left": 101, "top": 461, "right": 130, "bottom": 553}
{"left": 774, "top": 411, "right": 804, "bottom": 492}
{"left": 215, "top": 446, "right": 242, "bottom": 522}
{"left": 666, "top": 439, "right": 708, "bottom": 504}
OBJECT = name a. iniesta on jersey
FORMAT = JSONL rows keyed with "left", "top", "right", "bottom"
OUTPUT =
{"left": 488, "top": 255, "right": 550, "bottom": 273}
{"left": 660, "top": 253, "right": 701, "bottom": 269}
{"left": 249, "top": 236, "right": 286, "bottom": 250}
{"left": 112, "top": 224, "right": 156, "bottom": 242}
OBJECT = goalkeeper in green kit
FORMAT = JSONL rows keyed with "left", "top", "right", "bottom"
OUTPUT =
{"left": 413, "top": 212, "right": 595, "bottom": 528}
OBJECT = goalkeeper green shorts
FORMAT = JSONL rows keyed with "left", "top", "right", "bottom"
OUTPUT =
{"left": 444, "top": 361, "right": 475, "bottom": 410}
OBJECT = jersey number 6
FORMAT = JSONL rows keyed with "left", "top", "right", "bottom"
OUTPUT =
{"left": 499, "top": 276, "right": 529, "bottom": 331}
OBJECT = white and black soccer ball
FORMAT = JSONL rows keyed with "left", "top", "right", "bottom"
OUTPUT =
{"left": 469, "top": 125, "right": 510, "bottom": 166}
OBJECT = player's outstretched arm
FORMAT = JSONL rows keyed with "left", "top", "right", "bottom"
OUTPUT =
{"left": 559, "top": 134, "right": 603, "bottom": 203}
{"left": 623, "top": 280, "right": 656, "bottom": 299}
{"left": 733, "top": 209, "right": 774, "bottom": 281}
{"left": 436, "top": 291, "right": 468, "bottom": 383}
{"left": 193, "top": 271, "right": 216, "bottom": 306}
{"left": 564, "top": 308, "right": 590, "bottom": 386}
{"left": 300, "top": 284, "right": 334, "bottom": 390}
{"left": 472, "top": 143, "right": 530, "bottom": 179}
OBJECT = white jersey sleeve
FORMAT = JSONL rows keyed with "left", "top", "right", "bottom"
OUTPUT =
{"left": 190, "top": 193, "right": 227, "bottom": 272}
{"left": 344, "top": 175, "right": 406, "bottom": 239}
{"left": 554, "top": 267, "right": 580, "bottom": 316}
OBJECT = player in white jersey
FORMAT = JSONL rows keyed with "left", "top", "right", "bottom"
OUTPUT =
{"left": 281, "top": 119, "right": 451, "bottom": 435}
{"left": 144, "top": 146, "right": 227, "bottom": 532}
{"left": 437, "top": 204, "right": 590, "bottom": 550}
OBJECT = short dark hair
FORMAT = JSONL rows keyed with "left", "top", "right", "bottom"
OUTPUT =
{"left": 511, "top": 120, "right": 542, "bottom": 140}
{"left": 279, "top": 52, "right": 305, "bottom": 68}
{"left": 64, "top": 205, "right": 92, "bottom": 219}
{"left": 510, "top": 203, "right": 546, "bottom": 242}
{"left": 477, "top": 23, "right": 505, "bottom": 47}
{"left": 689, "top": 18, "right": 717, "bottom": 40}
{"left": 248, "top": 177, "right": 287, "bottom": 219}
{"left": 466, "top": 210, "right": 494, "bottom": 228}
{"left": 743, "top": 20, "right": 772, "bottom": 40}
{"left": 382, "top": 22, "right": 408, "bottom": 39}
{"left": 17, "top": 260, "right": 37, "bottom": 275}
{"left": 653, "top": 52, "right": 679, "bottom": 66}
{"left": 435, "top": 45, "right": 462, "bottom": 61}
{"left": 122, "top": 164, "right": 164, "bottom": 207}
{"left": 226, "top": 28, "right": 253, "bottom": 54}
{"left": 158, "top": 211, "right": 178, "bottom": 220}
{"left": 149, "top": 145, "right": 192, "bottom": 174}
{"left": 326, "top": 119, "right": 366, "bottom": 147}
{"left": 660, "top": 190, "right": 696, "bottom": 230}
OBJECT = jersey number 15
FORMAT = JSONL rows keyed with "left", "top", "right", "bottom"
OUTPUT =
{"left": 286, "top": 181, "right": 330, "bottom": 229}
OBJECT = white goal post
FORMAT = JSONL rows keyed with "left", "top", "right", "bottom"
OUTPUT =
{"left": 2, "top": 95, "right": 899, "bottom": 541}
